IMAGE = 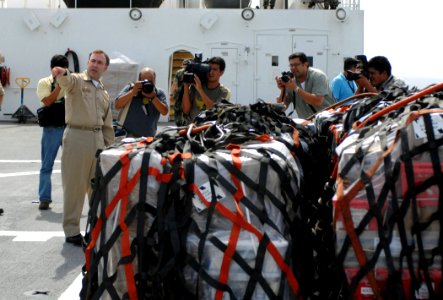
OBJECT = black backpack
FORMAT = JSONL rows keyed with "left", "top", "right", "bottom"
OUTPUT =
{"left": 36, "top": 79, "right": 65, "bottom": 127}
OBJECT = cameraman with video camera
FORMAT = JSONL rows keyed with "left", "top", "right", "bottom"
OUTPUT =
{"left": 275, "top": 52, "right": 335, "bottom": 119}
{"left": 114, "top": 67, "right": 168, "bottom": 137}
{"left": 182, "top": 56, "right": 231, "bottom": 124}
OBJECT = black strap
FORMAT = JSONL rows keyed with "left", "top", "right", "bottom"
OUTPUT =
{"left": 50, "top": 78, "right": 56, "bottom": 92}
{"left": 198, "top": 153, "right": 284, "bottom": 235}
{"left": 65, "top": 48, "right": 80, "bottom": 72}
{"left": 50, "top": 77, "right": 65, "bottom": 101}
{"left": 136, "top": 149, "right": 151, "bottom": 298}
{"left": 292, "top": 90, "right": 317, "bottom": 116}
{"left": 346, "top": 79, "right": 356, "bottom": 94}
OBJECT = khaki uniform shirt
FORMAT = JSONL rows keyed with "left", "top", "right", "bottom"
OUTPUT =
{"left": 57, "top": 70, "right": 114, "bottom": 146}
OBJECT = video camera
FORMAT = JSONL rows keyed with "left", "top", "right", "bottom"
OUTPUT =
{"left": 280, "top": 71, "right": 294, "bottom": 83}
{"left": 355, "top": 54, "right": 369, "bottom": 78}
{"left": 141, "top": 79, "right": 155, "bottom": 94}
{"left": 183, "top": 52, "right": 210, "bottom": 85}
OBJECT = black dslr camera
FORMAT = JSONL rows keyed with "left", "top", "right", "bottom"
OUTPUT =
{"left": 141, "top": 79, "right": 155, "bottom": 94}
{"left": 183, "top": 52, "right": 210, "bottom": 85}
{"left": 281, "top": 71, "right": 294, "bottom": 83}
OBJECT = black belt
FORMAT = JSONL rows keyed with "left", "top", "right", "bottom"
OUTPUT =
{"left": 68, "top": 124, "right": 102, "bottom": 132}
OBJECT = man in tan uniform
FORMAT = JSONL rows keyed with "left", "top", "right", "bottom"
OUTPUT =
{"left": 53, "top": 49, "right": 114, "bottom": 246}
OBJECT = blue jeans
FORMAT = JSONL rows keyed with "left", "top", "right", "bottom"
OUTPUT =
{"left": 39, "top": 126, "right": 64, "bottom": 203}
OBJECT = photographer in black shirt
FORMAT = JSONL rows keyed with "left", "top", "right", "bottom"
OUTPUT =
{"left": 114, "top": 67, "right": 168, "bottom": 137}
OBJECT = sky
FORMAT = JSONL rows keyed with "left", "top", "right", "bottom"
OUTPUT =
{"left": 358, "top": 0, "right": 442, "bottom": 88}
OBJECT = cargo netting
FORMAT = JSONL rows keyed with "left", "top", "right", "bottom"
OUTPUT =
{"left": 81, "top": 101, "right": 335, "bottom": 300}
{"left": 81, "top": 83, "right": 443, "bottom": 300}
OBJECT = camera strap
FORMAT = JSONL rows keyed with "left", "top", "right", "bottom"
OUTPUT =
{"left": 346, "top": 80, "right": 356, "bottom": 94}
{"left": 50, "top": 78, "right": 65, "bottom": 102}
{"left": 283, "top": 90, "right": 297, "bottom": 117}
{"left": 291, "top": 90, "right": 316, "bottom": 117}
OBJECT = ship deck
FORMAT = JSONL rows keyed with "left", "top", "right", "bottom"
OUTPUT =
{"left": 0, "top": 120, "right": 172, "bottom": 299}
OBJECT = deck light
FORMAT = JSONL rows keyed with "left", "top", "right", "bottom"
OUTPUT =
{"left": 241, "top": 8, "right": 254, "bottom": 21}
{"left": 335, "top": 7, "right": 347, "bottom": 22}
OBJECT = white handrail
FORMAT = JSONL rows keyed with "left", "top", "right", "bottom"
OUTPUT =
{"left": 0, "top": 0, "right": 67, "bottom": 8}
{"left": 341, "top": 0, "right": 360, "bottom": 10}
{"left": 0, "top": 0, "right": 361, "bottom": 10}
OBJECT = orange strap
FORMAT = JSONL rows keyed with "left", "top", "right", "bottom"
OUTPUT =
{"left": 356, "top": 83, "right": 443, "bottom": 129}
{"left": 190, "top": 181, "right": 300, "bottom": 296}
{"left": 85, "top": 149, "right": 173, "bottom": 300}
{"left": 335, "top": 128, "right": 402, "bottom": 300}
{"left": 216, "top": 146, "right": 245, "bottom": 300}
{"left": 306, "top": 92, "right": 378, "bottom": 121}
{"left": 291, "top": 126, "right": 300, "bottom": 148}
{"left": 168, "top": 151, "right": 192, "bottom": 163}
{"left": 178, "top": 123, "right": 212, "bottom": 136}
{"left": 118, "top": 155, "right": 138, "bottom": 300}
{"left": 404, "top": 108, "right": 443, "bottom": 125}
{"left": 340, "top": 85, "right": 443, "bottom": 144}
{"left": 255, "top": 134, "right": 272, "bottom": 143}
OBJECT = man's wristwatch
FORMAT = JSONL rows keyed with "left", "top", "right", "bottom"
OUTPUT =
{"left": 150, "top": 93, "right": 157, "bottom": 102}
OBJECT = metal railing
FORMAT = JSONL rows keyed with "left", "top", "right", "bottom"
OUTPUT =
{"left": 340, "top": 0, "right": 360, "bottom": 10}
{"left": 0, "top": 0, "right": 64, "bottom": 8}
{"left": 0, "top": 0, "right": 360, "bottom": 10}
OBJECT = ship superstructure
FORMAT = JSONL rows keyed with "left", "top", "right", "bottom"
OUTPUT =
{"left": 0, "top": 0, "right": 363, "bottom": 121}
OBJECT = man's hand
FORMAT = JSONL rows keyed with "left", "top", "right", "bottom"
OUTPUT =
{"left": 354, "top": 74, "right": 378, "bottom": 93}
{"left": 275, "top": 76, "right": 297, "bottom": 91}
{"left": 275, "top": 76, "right": 285, "bottom": 90}
{"left": 284, "top": 78, "right": 296, "bottom": 91}
{"left": 52, "top": 67, "right": 67, "bottom": 78}
{"left": 193, "top": 74, "right": 203, "bottom": 93}
{"left": 143, "top": 89, "right": 156, "bottom": 99}
{"left": 131, "top": 81, "right": 143, "bottom": 96}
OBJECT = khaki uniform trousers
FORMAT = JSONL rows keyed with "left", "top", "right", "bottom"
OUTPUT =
{"left": 61, "top": 127, "right": 105, "bottom": 237}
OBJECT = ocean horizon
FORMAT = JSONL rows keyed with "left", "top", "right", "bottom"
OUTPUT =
{"left": 402, "top": 76, "right": 442, "bottom": 89}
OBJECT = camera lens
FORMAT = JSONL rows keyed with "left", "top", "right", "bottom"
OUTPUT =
{"left": 141, "top": 80, "right": 154, "bottom": 94}
{"left": 281, "top": 71, "right": 293, "bottom": 83}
